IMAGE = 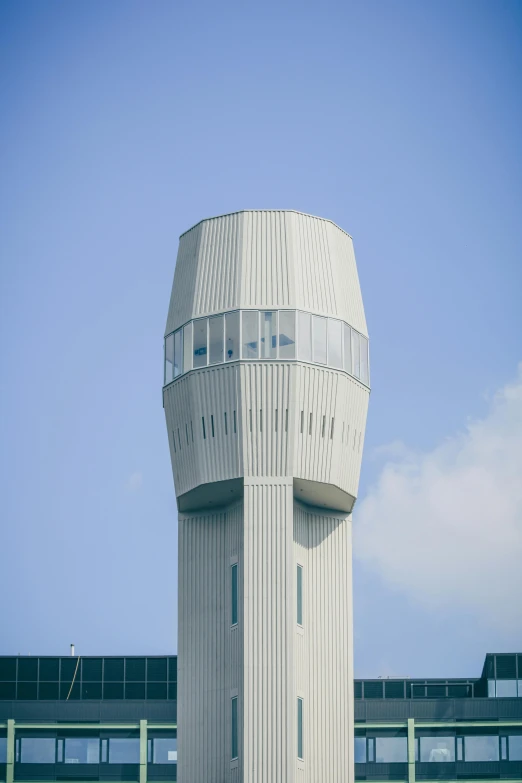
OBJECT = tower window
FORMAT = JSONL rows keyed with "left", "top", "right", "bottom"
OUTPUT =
{"left": 297, "top": 697, "right": 304, "bottom": 760}
{"left": 231, "top": 563, "right": 238, "bottom": 626}
{"left": 231, "top": 696, "right": 238, "bottom": 760}
{"left": 202, "top": 417, "right": 206, "bottom": 440}
{"left": 297, "top": 565, "right": 303, "bottom": 626}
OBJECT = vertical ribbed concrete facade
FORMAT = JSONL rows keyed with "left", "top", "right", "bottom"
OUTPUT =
{"left": 163, "top": 210, "right": 370, "bottom": 782}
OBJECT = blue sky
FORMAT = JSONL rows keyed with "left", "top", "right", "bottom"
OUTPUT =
{"left": 1, "top": 0, "right": 521, "bottom": 678}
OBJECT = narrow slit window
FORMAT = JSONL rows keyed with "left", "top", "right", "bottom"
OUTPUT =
{"left": 249, "top": 409, "right": 252, "bottom": 433}
{"left": 177, "top": 429, "right": 182, "bottom": 450}
{"left": 259, "top": 409, "right": 262, "bottom": 432}
{"left": 233, "top": 410, "right": 237, "bottom": 434}
{"left": 309, "top": 413, "right": 313, "bottom": 435}
{"left": 330, "top": 417, "right": 335, "bottom": 439}
{"left": 202, "top": 417, "right": 206, "bottom": 440}
{"left": 300, "top": 411, "right": 304, "bottom": 434}
{"left": 191, "top": 421, "right": 194, "bottom": 442}
{"left": 275, "top": 409, "right": 278, "bottom": 432}
{"left": 297, "top": 698, "right": 304, "bottom": 760}
{"left": 211, "top": 415, "right": 215, "bottom": 437}
{"left": 297, "top": 564, "right": 303, "bottom": 626}
{"left": 322, "top": 415, "right": 326, "bottom": 437}
{"left": 185, "top": 424, "right": 189, "bottom": 445}
{"left": 231, "top": 563, "right": 238, "bottom": 626}
{"left": 224, "top": 412, "right": 228, "bottom": 435}
{"left": 231, "top": 697, "right": 238, "bottom": 760}
{"left": 285, "top": 409, "right": 288, "bottom": 432}
{"left": 172, "top": 430, "right": 176, "bottom": 453}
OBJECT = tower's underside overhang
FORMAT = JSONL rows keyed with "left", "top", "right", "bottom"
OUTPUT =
{"left": 177, "top": 477, "right": 355, "bottom": 514}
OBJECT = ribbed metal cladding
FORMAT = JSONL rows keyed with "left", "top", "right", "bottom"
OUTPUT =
{"left": 294, "top": 502, "right": 354, "bottom": 782}
{"left": 164, "top": 211, "right": 369, "bottom": 783}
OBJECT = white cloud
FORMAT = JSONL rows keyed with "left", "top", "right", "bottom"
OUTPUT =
{"left": 125, "top": 472, "right": 143, "bottom": 492}
{"left": 354, "top": 366, "right": 522, "bottom": 632}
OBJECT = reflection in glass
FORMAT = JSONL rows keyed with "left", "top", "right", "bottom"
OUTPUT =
{"left": 328, "top": 319, "right": 342, "bottom": 369}
{"left": 225, "top": 311, "right": 240, "bottom": 361}
{"left": 298, "top": 311, "right": 312, "bottom": 362}
{"left": 173, "top": 330, "right": 182, "bottom": 378}
{"left": 488, "top": 679, "right": 496, "bottom": 697}
{"left": 464, "top": 735, "right": 499, "bottom": 761}
{"left": 312, "top": 316, "right": 327, "bottom": 364}
{"left": 183, "top": 323, "right": 192, "bottom": 373}
{"left": 242, "top": 311, "right": 259, "bottom": 359}
{"left": 352, "top": 330, "right": 361, "bottom": 379}
{"left": 420, "top": 736, "right": 455, "bottom": 762}
{"left": 165, "top": 334, "right": 174, "bottom": 384}
{"left": 260, "top": 311, "right": 277, "bottom": 358}
{"left": 20, "top": 738, "right": 56, "bottom": 763}
{"left": 193, "top": 319, "right": 208, "bottom": 368}
{"left": 496, "top": 679, "right": 517, "bottom": 697}
{"left": 0, "top": 738, "right": 7, "bottom": 764}
{"left": 65, "top": 738, "right": 100, "bottom": 764}
{"left": 343, "top": 323, "right": 352, "bottom": 374}
{"left": 278, "top": 311, "right": 296, "bottom": 359}
{"left": 354, "top": 737, "right": 366, "bottom": 763}
{"left": 152, "top": 737, "right": 177, "bottom": 764}
{"left": 108, "top": 738, "right": 140, "bottom": 764}
{"left": 375, "top": 737, "right": 407, "bottom": 763}
{"left": 209, "top": 315, "right": 224, "bottom": 365}
{"left": 510, "top": 735, "right": 522, "bottom": 761}
{"left": 360, "top": 334, "right": 369, "bottom": 385}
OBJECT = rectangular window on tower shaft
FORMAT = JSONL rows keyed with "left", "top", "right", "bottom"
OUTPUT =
{"left": 231, "top": 697, "right": 238, "bottom": 760}
{"left": 297, "top": 565, "right": 303, "bottom": 626}
{"left": 297, "top": 698, "right": 304, "bottom": 760}
{"left": 231, "top": 563, "right": 238, "bottom": 626}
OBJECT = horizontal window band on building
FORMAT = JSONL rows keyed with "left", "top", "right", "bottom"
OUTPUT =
{"left": 164, "top": 309, "right": 370, "bottom": 388}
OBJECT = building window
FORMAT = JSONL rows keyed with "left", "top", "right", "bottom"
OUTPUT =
{"left": 108, "top": 738, "right": 140, "bottom": 764}
{"left": 327, "top": 318, "right": 343, "bottom": 369}
{"left": 298, "top": 311, "right": 312, "bottom": 362}
{"left": 278, "top": 311, "right": 296, "bottom": 359}
{"left": 419, "top": 736, "right": 455, "bottom": 762}
{"left": 495, "top": 679, "right": 517, "bottom": 697}
{"left": 183, "top": 322, "right": 192, "bottom": 373}
{"left": 297, "top": 697, "right": 304, "bottom": 760}
{"left": 231, "top": 563, "right": 238, "bottom": 626}
{"left": 509, "top": 735, "right": 522, "bottom": 761}
{"left": 354, "top": 737, "right": 366, "bottom": 763}
{"left": 225, "top": 311, "right": 240, "bottom": 361}
{"left": 296, "top": 564, "right": 303, "bottom": 626}
{"left": 151, "top": 736, "right": 177, "bottom": 763}
{"left": 64, "top": 738, "right": 100, "bottom": 764}
{"left": 463, "top": 735, "right": 499, "bottom": 762}
{"left": 209, "top": 315, "right": 224, "bottom": 365}
{"left": 193, "top": 318, "right": 208, "bottom": 367}
{"left": 242, "top": 311, "right": 259, "bottom": 359}
{"left": 375, "top": 736, "right": 407, "bottom": 763}
{"left": 165, "top": 309, "right": 369, "bottom": 385}
{"left": 0, "top": 738, "right": 7, "bottom": 764}
{"left": 19, "top": 738, "right": 56, "bottom": 763}
{"left": 165, "top": 334, "right": 174, "bottom": 384}
{"left": 312, "top": 316, "right": 327, "bottom": 364}
{"left": 231, "top": 697, "right": 238, "bottom": 760}
{"left": 260, "top": 311, "right": 277, "bottom": 358}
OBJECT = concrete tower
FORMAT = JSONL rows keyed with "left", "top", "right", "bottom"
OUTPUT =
{"left": 163, "top": 211, "right": 370, "bottom": 783}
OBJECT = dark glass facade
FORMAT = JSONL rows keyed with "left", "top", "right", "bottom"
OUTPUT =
{"left": 1, "top": 653, "right": 521, "bottom": 783}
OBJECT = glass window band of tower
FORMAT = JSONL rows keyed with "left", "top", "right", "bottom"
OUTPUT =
{"left": 164, "top": 309, "right": 370, "bottom": 387}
